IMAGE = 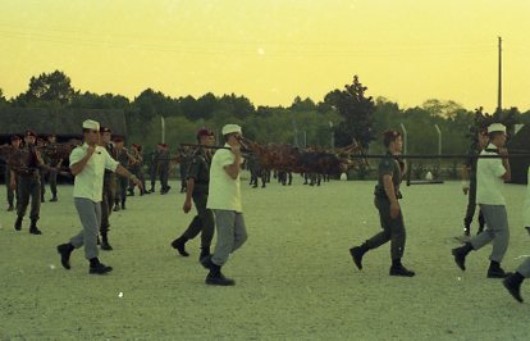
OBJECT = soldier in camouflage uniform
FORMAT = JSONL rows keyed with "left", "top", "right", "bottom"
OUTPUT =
{"left": 158, "top": 143, "right": 171, "bottom": 194}
{"left": 349, "top": 130, "right": 415, "bottom": 277}
{"left": 171, "top": 128, "right": 216, "bottom": 260}
{"left": 5, "top": 135, "right": 21, "bottom": 211}
{"left": 113, "top": 137, "right": 134, "bottom": 210}
{"left": 9, "top": 130, "right": 46, "bottom": 235}
{"left": 45, "top": 134, "right": 63, "bottom": 202}
{"left": 148, "top": 144, "right": 162, "bottom": 193}
{"left": 99, "top": 126, "right": 117, "bottom": 250}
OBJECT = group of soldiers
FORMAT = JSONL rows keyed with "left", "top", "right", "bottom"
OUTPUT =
{"left": 1, "top": 128, "right": 176, "bottom": 244}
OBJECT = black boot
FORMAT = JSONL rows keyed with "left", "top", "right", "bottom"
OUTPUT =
{"left": 113, "top": 202, "right": 120, "bottom": 212}
{"left": 127, "top": 188, "right": 134, "bottom": 196}
{"left": 50, "top": 195, "right": 58, "bottom": 202}
{"left": 389, "top": 259, "right": 415, "bottom": 277}
{"left": 503, "top": 272, "right": 525, "bottom": 303}
{"left": 101, "top": 232, "right": 113, "bottom": 251}
{"left": 29, "top": 220, "right": 42, "bottom": 235}
{"left": 121, "top": 200, "right": 126, "bottom": 210}
{"left": 14, "top": 216, "right": 23, "bottom": 231}
{"left": 452, "top": 242, "right": 473, "bottom": 271}
{"left": 57, "top": 243, "right": 74, "bottom": 270}
{"left": 171, "top": 236, "right": 190, "bottom": 257}
{"left": 487, "top": 261, "right": 509, "bottom": 278}
{"left": 89, "top": 258, "right": 113, "bottom": 275}
{"left": 349, "top": 245, "right": 368, "bottom": 270}
{"left": 205, "top": 263, "right": 235, "bottom": 286}
{"left": 7, "top": 205, "right": 14, "bottom": 212}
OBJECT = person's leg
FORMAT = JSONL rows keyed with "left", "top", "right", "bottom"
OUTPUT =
{"left": 204, "top": 210, "right": 236, "bottom": 285}
{"left": 29, "top": 177, "right": 42, "bottom": 234}
{"left": 49, "top": 169, "right": 58, "bottom": 200}
{"left": 349, "top": 198, "right": 391, "bottom": 270}
{"left": 503, "top": 258, "right": 530, "bottom": 303}
{"left": 463, "top": 181, "right": 477, "bottom": 235}
{"left": 15, "top": 177, "right": 29, "bottom": 230}
{"left": 231, "top": 213, "right": 248, "bottom": 253}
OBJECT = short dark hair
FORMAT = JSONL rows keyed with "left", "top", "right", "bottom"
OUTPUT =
{"left": 383, "top": 130, "right": 401, "bottom": 148}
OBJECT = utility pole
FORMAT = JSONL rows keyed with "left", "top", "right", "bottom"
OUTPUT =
{"left": 497, "top": 36, "right": 502, "bottom": 117}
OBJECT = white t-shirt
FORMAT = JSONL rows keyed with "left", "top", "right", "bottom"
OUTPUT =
{"left": 523, "top": 167, "right": 530, "bottom": 227}
{"left": 476, "top": 144, "right": 507, "bottom": 206}
{"left": 207, "top": 144, "right": 243, "bottom": 212}
{"left": 69, "top": 143, "right": 119, "bottom": 202}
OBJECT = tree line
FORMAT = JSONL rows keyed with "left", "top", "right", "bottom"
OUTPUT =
{"left": 1, "top": 70, "right": 529, "bottom": 161}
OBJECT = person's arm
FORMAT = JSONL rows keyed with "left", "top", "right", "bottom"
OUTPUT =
{"left": 224, "top": 146, "right": 242, "bottom": 180}
{"left": 499, "top": 148, "right": 511, "bottom": 181}
{"left": 9, "top": 169, "right": 16, "bottom": 190}
{"left": 115, "top": 164, "right": 142, "bottom": 189}
{"left": 183, "top": 178, "right": 195, "bottom": 213}
{"left": 383, "top": 174, "right": 400, "bottom": 219}
{"left": 70, "top": 147, "right": 95, "bottom": 176}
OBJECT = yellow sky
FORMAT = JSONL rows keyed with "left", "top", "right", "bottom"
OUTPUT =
{"left": 1, "top": 0, "right": 530, "bottom": 112}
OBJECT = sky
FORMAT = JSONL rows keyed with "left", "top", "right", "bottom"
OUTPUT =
{"left": 1, "top": 0, "right": 530, "bottom": 112}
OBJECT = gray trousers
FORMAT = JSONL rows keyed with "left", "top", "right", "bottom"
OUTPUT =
{"left": 516, "top": 258, "right": 530, "bottom": 277}
{"left": 70, "top": 198, "right": 101, "bottom": 260}
{"left": 470, "top": 205, "right": 509, "bottom": 262}
{"left": 364, "top": 198, "right": 406, "bottom": 261}
{"left": 211, "top": 210, "right": 248, "bottom": 266}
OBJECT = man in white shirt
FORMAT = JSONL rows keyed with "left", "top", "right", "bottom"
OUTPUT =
{"left": 452, "top": 123, "right": 511, "bottom": 278}
{"left": 56, "top": 120, "right": 142, "bottom": 275}
{"left": 502, "top": 166, "right": 530, "bottom": 302}
{"left": 201, "top": 124, "right": 248, "bottom": 286}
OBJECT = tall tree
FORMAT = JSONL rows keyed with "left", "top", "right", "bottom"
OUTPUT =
{"left": 324, "top": 75, "right": 376, "bottom": 149}
{"left": 16, "top": 70, "right": 75, "bottom": 106}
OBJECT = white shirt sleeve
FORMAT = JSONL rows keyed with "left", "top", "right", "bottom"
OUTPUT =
{"left": 217, "top": 150, "right": 235, "bottom": 167}
{"left": 489, "top": 158, "right": 506, "bottom": 178}
{"left": 69, "top": 147, "right": 85, "bottom": 167}
{"left": 102, "top": 148, "right": 119, "bottom": 172}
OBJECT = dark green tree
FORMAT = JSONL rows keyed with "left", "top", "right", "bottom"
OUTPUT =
{"left": 323, "top": 75, "right": 376, "bottom": 149}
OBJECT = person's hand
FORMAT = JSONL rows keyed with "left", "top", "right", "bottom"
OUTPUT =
{"left": 230, "top": 145, "right": 241, "bottom": 156}
{"left": 86, "top": 145, "right": 96, "bottom": 157}
{"left": 462, "top": 187, "right": 469, "bottom": 195}
{"left": 390, "top": 201, "right": 400, "bottom": 219}
{"left": 499, "top": 148, "right": 509, "bottom": 157}
{"left": 131, "top": 176, "right": 143, "bottom": 191}
{"left": 183, "top": 199, "right": 192, "bottom": 213}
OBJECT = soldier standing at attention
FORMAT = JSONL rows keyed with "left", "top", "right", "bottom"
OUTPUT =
{"left": 99, "top": 126, "right": 117, "bottom": 250}
{"left": 37, "top": 137, "right": 47, "bottom": 203}
{"left": 45, "top": 134, "right": 63, "bottom": 202}
{"left": 461, "top": 129, "right": 489, "bottom": 237}
{"left": 148, "top": 143, "right": 162, "bottom": 193}
{"left": 158, "top": 143, "right": 171, "bottom": 194}
{"left": 171, "top": 128, "right": 216, "bottom": 260}
{"left": 9, "top": 130, "right": 46, "bottom": 235}
{"left": 180, "top": 147, "right": 192, "bottom": 193}
{"left": 5, "top": 135, "right": 21, "bottom": 211}
{"left": 127, "top": 144, "right": 145, "bottom": 196}
{"left": 201, "top": 124, "right": 248, "bottom": 286}
{"left": 113, "top": 137, "right": 133, "bottom": 210}
{"left": 56, "top": 120, "right": 142, "bottom": 274}
{"left": 451, "top": 123, "right": 511, "bottom": 278}
{"left": 349, "top": 130, "right": 415, "bottom": 277}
